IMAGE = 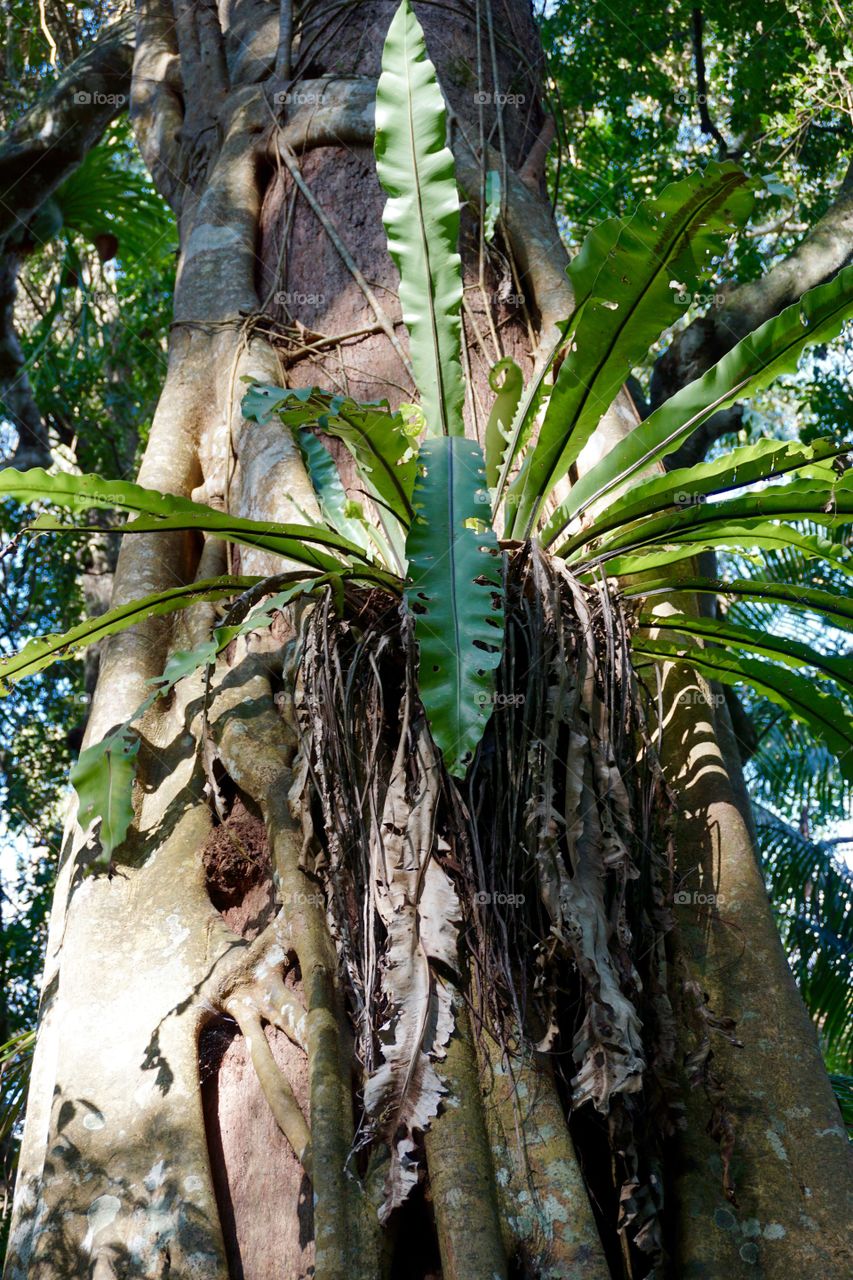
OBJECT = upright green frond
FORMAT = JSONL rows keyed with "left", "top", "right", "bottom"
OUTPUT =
{"left": 376, "top": 0, "right": 465, "bottom": 436}
{"left": 558, "top": 263, "right": 853, "bottom": 534}
{"left": 508, "top": 162, "right": 754, "bottom": 535}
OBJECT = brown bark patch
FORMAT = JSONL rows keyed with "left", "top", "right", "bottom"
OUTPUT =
{"left": 201, "top": 1017, "right": 313, "bottom": 1280}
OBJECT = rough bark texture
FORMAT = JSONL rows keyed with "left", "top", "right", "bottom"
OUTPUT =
{"left": 5, "top": 3, "right": 853, "bottom": 1279}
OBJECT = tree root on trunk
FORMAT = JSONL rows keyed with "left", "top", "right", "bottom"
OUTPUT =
{"left": 211, "top": 652, "right": 378, "bottom": 1279}
{"left": 209, "top": 915, "right": 313, "bottom": 1172}
{"left": 424, "top": 991, "right": 509, "bottom": 1280}
{"left": 222, "top": 998, "right": 312, "bottom": 1175}
{"left": 478, "top": 1034, "right": 611, "bottom": 1280}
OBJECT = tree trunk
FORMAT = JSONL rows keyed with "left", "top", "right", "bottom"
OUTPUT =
{"left": 4, "top": 4, "right": 852, "bottom": 1279}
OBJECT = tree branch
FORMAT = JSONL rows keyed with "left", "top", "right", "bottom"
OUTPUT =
{"left": 0, "top": 13, "right": 134, "bottom": 249}
{"left": 690, "top": 8, "right": 731, "bottom": 159}
{"left": 0, "top": 14, "right": 134, "bottom": 468}
{"left": 130, "top": 0, "right": 186, "bottom": 212}
{"left": 0, "top": 256, "right": 49, "bottom": 469}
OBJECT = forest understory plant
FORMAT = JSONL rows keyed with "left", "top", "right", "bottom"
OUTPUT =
{"left": 2, "top": 2, "right": 852, "bottom": 1278}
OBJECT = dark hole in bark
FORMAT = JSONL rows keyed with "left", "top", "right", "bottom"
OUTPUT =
{"left": 388, "top": 1178, "right": 443, "bottom": 1280}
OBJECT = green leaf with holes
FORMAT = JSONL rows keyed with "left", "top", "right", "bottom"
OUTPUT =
{"left": 71, "top": 723, "right": 140, "bottom": 865}
{"left": 405, "top": 436, "right": 504, "bottom": 775}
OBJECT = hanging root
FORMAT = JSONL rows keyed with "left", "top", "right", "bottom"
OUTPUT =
{"left": 288, "top": 545, "right": 686, "bottom": 1276}
{"left": 213, "top": 918, "right": 313, "bottom": 1172}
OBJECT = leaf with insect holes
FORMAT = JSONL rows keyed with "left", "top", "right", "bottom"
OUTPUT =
{"left": 405, "top": 437, "right": 504, "bottom": 776}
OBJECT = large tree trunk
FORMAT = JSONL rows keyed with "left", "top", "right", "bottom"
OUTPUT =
{"left": 4, "top": 3, "right": 852, "bottom": 1278}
